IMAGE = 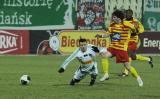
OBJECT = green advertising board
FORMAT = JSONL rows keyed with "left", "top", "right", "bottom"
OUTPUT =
{"left": 143, "top": 0, "right": 160, "bottom": 31}
{"left": 0, "top": 0, "right": 76, "bottom": 30}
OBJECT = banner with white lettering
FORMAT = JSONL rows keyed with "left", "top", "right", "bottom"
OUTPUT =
{"left": 0, "top": 30, "right": 29, "bottom": 54}
{"left": 137, "top": 32, "right": 160, "bottom": 54}
{"left": 0, "top": 0, "right": 76, "bottom": 30}
{"left": 143, "top": 0, "right": 160, "bottom": 31}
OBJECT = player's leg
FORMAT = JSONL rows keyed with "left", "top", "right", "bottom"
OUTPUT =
{"left": 119, "top": 41, "right": 137, "bottom": 77}
{"left": 136, "top": 39, "right": 153, "bottom": 67}
{"left": 70, "top": 79, "right": 80, "bottom": 85}
{"left": 136, "top": 55, "right": 153, "bottom": 68}
{"left": 70, "top": 67, "right": 86, "bottom": 85}
{"left": 124, "top": 62, "right": 143, "bottom": 87}
{"left": 89, "top": 62, "right": 98, "bottom": 86}
{"left": 99, "top": 50, "right": 112, "bottom": 81}
{"left": 116, "top": 50, "right": 143, "bottom": 86}
{"left": 101, "top": 58, "right": 109, "bottom": 80}
{"left": 118, "top": 58, "right": 131, "bottom": 77}
{"left": 119, "top": 49, "right": 136, "bottom": 77}
{"left": 90, "top": 74, "right": 97, "bottom": 86}
{"left": 148, "top": 56, "right": 153, "bottom": 68}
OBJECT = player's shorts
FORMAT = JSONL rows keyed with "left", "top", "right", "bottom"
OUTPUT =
{"left": 128, "top": 41, "right": 138, "bottom": 60}
{"left": 108, "top": 48, "right": 129, "bottom": 63}
{"left": 128, "top": 41, "right": 137, "bottom": 51}
{"left": 73, "top": 62, "right": 98, "bottom": 80}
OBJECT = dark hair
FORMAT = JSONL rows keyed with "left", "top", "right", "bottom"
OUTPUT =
{"left": 126, "top": 9, "right": 133, "bottom": 15}
{"left": 79, "top": 38, "right": 87, "bottom": 43}
{"left": 112, "top": 10, "right": 124, "bottom": 20}
{"left": 125, "top": 9, "right": 133, "bottom": 20}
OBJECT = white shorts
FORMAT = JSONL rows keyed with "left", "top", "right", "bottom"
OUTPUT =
{"left": 73, "top": 62, "right": 98, "bottom": 80}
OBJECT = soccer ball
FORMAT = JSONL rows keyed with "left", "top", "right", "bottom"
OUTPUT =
{"left": 20, "top": 75, "right": 31, "bottom": 85}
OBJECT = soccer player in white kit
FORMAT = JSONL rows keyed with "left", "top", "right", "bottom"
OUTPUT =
{"left": 58, "top": 38, "right": 107, "bottom": 86}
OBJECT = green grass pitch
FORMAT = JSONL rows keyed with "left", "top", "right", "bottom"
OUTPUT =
{"left": 0, "top": 55, "right": 160, "bottom": 99}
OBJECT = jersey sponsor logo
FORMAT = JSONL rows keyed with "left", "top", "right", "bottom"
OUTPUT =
{"left": 112, "top": 32, "right": 121, "bottom": 41}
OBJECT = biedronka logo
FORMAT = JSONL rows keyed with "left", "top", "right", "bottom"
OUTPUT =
{"left": 0, "top": 30, "right": 21, "bottom": 54}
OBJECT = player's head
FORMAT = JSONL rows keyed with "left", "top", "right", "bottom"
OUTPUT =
{"left": 125, "top": 9, "right": 133, "bottom": 20}
{"left": 79, "top": 38, "right": 87, "bottom": 52}
{"left": 112, "top": 10, "right": 124, "bottom": 23}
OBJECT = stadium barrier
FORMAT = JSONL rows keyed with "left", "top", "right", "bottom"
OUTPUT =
{"left": 138, "top": 32, "right": 160, "bottom": 54}
{"left": 0, "top": 30, "right": 160, "bottom": 55}
{"left": 0, "top": 30, "right": 29, "bottom": 54}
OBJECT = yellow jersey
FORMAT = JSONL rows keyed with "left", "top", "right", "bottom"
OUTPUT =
{"left": 107, "top": 21, "right": 136, "bottom": 51}
{"left": 128, "top": 18, "right": 144, "bottom": 43}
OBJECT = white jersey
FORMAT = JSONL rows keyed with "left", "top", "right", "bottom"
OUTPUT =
{"left": 60, "top": 44, "right": 106, "bottom": 70}
{"left": 75, "top": 45, "right": 96, "bottom": 71}
{"left": 76, "top": 45, "right": 96, "bottom": 64}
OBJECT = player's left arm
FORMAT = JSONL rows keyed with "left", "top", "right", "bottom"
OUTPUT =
{"left": 132, "top": 19, "right": 144, "bottom": 35}
{"left": 123, "top": 21, "right": 136, "bottom": 34}
{"left": 95, "top": 32, "right": 110, "bottom": 38}
{"left": 137, "top": 20, "right": 144, "bottom": 34}
{"left": 58, "top": 49, "right": 79, "bottom": 73}
{"left": 95, "top": 24, "right": 112, "bottom": 38}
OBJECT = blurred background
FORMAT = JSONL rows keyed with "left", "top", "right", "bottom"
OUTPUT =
{"left": 0, "top": 0, "right": 160, "bottom": 55}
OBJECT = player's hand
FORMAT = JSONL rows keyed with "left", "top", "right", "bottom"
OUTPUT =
{"left": 58, "top": 67, "right": 65, "bottom": 73}
{"left": 95, "top": 34, "right": 102, "bottom": 38}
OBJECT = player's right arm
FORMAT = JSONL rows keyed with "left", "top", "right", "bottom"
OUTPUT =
{"left": 58, "top": 48, "right": 79, "bottom": 73}
{"left": 95, "top": 28, "right": 111, "bottom": 38}
{"left": 95, "top": 22, "right": 114, "bottom": 38}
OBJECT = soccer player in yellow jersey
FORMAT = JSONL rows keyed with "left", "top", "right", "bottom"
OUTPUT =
{"left": 96, "top": 10, "right": 143, "bottom": 87}
{"left": 120, "top": 9, "right": 153, "bottom": 77}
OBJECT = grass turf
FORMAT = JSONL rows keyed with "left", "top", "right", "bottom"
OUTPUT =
{"left": 0, "top": 55, "right": 159, "bottom": 99}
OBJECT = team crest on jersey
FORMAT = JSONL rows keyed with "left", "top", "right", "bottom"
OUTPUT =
{"left": 112, "top": 32, "right": 121, "bottom": 41}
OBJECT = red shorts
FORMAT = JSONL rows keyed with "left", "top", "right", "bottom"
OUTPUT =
{"left": 108, "top": 48, "right": 129, "bottom": 63}
{"left": 128, "top": 41, "right": 137, "bottom": 51}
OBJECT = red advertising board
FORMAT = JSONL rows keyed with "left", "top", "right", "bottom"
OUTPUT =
{"left": 0, "top": 30, "right": 29, "bottom": 54}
